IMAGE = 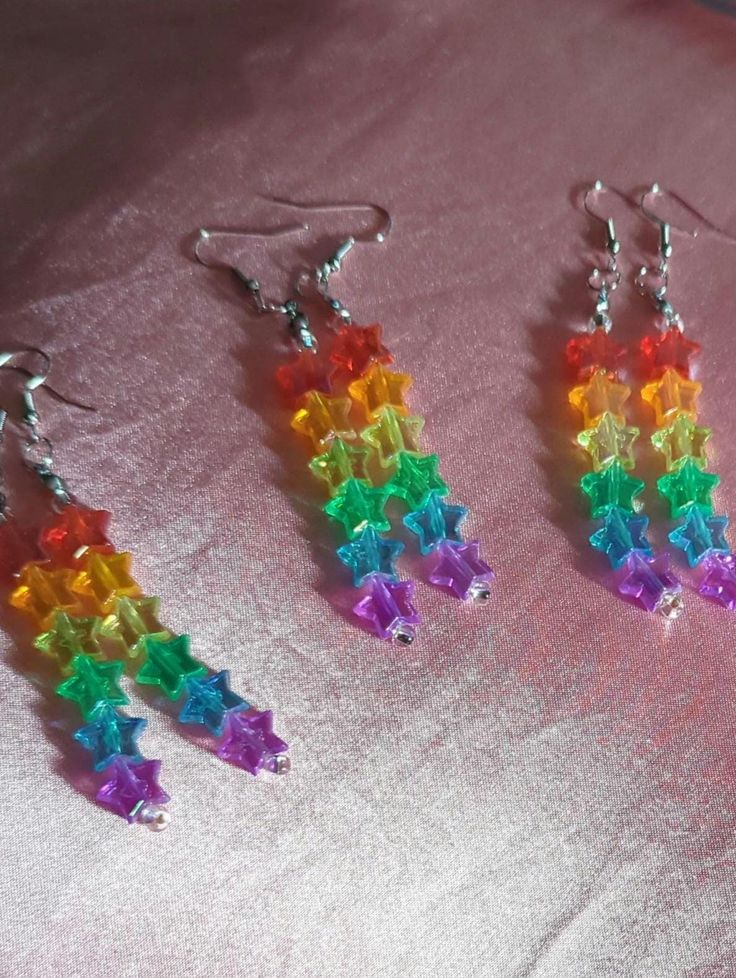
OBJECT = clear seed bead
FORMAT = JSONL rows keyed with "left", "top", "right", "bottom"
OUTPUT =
{"left": 268, "top": 754, "right": 291, "bottom": 775}
{"left": 137, "top": 804, "right": 171, "bottom": 832}
{"left": 392, "top": 622, "right": 415, "bottom": 645}
{"left": 656, "top": 590, "right": 684, "bottom": 620}
{"left": 469, "top": 581, "right": 492, "bottom": 603}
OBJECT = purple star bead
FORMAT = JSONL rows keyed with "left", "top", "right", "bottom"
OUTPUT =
{"left": 96, "top": 757, "right": 170, "bottom": 823}
{"left": 353, "top": 574, "right": 420, "bottom": 644}
{"left": 699, "top": 552, "right": 736, "bottom": 609}
{"left": 428, "top": 539, "right": 495, "bottom": 601}
{"left": 216, "top": 710, "right": 289, "bottom": 775}
{"left": 616, "top": 551, "right": 683, "bottom": 618}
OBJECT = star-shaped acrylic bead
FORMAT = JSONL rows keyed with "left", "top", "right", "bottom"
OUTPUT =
{"left": 353, "top": 574, "right": 420, "bottom": 643}
{"left": 699, "top": 552, "right": 736, "bottom": 609}
{"left": 668, "top": 504, "right": 729, "bottom": 566}
{"left": 580, "top": 461, "right": 645, "bottom": 519}
{"left": 565, "top": 327, "right": 626, "bottom": 380}
{"left": 290, "top": 392, "right": 355, "bottom": 452}
{"left": 72, "top": 551, "right": 142, "bottom": 616}
{"left": 361, "top": 406, "right": 424, "bottom": 468}
{"left": 650, "top": 414, "right": 710, "bottom": 472}
{"left": 428, "top": 540, "right": 495, "bottom": 601}
{"left": 348, "top": 362, "right": 413, "bottom": 419}
{"left": 137, "top": 633, "right": 207, "bottom": 701}
{"left": 337, "top": 526, "right": 404, "bottom": 587}
{"left": 589, "top": 506, "right": 652, "bottom": 569}
{"left": 103, "top": 595, "right": 170, "bottom": 658}
{"left": 274, "top": 351, "right": 335, "bottom": 407}
{"left": 323, "top": 478, "right": 391, "bottom": 540}
{"left": 616, "top": 551, "right": 683, "bottom": 617}
{"left": 216, "top": 709, "right": 289, "bottom": 775}
{"left": 329, "top": 324, "right": 394, "bottom": 377}
{"left": 640, "top": 327, "right": 701, "bottom": 379}
{"left": 309, "top": 437, "right": 372, "bottom": 496}
{"left": 56, "top": 653, "right": 128, "bottom": 719}
{"left": 96, "top": 757, "right": 170, "bottom": 823}
{"left": 568, "top": 368, "right": 630, "bottom": 428}
{"left": 74, "top": 703, "right": 146, "bottom": 771}
{"left": 641, "top": 367, "right": 701, "bottom": 426}
{"left": 179, "top": 670, "right": 248, "bottom": 736}
{"left": 386, "top": 452, "right": 449, "bottom": 511}
{"left": 34, "top": 611, "right": 108, "bottom": 675}
{"left": 576, "top": 413, "right": 639, "bottom": 472}
{"left": 404, "top": 491, "right": 468, "bottom": 554}
{"left": 657, "top": 459, "right": 719, "bottom": 518}
{"left": 9, "top": 563, "right": 86, "bottom": 629}
{"left": 38, "top": 505, "right": 113, "bottom": 568}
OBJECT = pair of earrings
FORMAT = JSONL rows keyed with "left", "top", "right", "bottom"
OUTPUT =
{"left": 0, "top": 352, "right": 289, "bottom": 830}
{"left": 195, "top": 200, "right": 496, "bottom": 646}
{"left": 569, "top": 181, "right": 734, "bottom": 617}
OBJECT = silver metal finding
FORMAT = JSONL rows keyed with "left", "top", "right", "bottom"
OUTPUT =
{"left": 582, "top": 180, "right": 627, "bottom": 332}
{"left": 0, "top": 407, "right": 9, "bottom": 521}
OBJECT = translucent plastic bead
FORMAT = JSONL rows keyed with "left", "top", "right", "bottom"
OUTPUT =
{"left": 657, "top": 459, "right": 719, "bottom": 518}
{"left": 103, "top": 595, "right": 170, "bottom": 658}
{"left": 74, "top": 703, "right": 146, "bottom": 771}
{"left": 323, "top": 478, "right": 391, "bottom": 540}
{"left": 428, "top": 540, "right": 495, "bottom": 601}
{"left": 576, "top": 413, "right": 639, "bottom": 472}
{"left": 274, "top": 351, "right": 335, "bottom": 407}
{"left": 9, "top": 563, "right": 86, "bottom": 629}
{"left": 353, "top": 574, "right": 420, "bottom": 643}
{"left": 403, "top": 491, "right": 467, "bottom": 555}
{"left": 568, "top": 368, "right": 630, "bottom": 429}
{"left": 641, "top": 367, "right": 700, "bottom": 426}
{"left": 329, "top": 324, "right": 393, "bottom": 377}
{"left": 290, "top": 392, "right": 355, "bottom": 452}
{"left": 650, "top": 414, "right": 710, "bottom": 472}
{"left": 96, "top": 757, "right": 170, "bottom": 823}
{"left": 39, "top": 505, "right": 113, "bottom": 567}
{"left": 34, "top": 611, "right": 108, "bottom": 674}
{"left": 179, "top": 670, "right": 248, "bottom": 736}
{"left": 56, "top": 653, "right": 128, "bottom": 719}
{"left": 137, "top": 634, "right": 207, "bottom": 701}
{"left": 580, "top": 461, "right": 645, "bottom": 519}
{"left": 348, "top": 362, "right": 412, "bottom": 419}
{"left": 361, "top": 406, "right": 424, "bottom": 468}
{"left": 216, "top": 709, "right": 289, "bottom": 775}
{"left": 386, "top": 452, "right": 449, "bottom": 510}
{"left": 668, "top": 505, "right": 729, "bottom": 566}
{"left": 699, "top": 552, "right": 736, "bottom": 609}
{"left": 72, "top": 551, "right": 142, "bottom": 616}
{"left": 616, "top": 551, "right": 683, "bottom": 617}
{"left": 336, "top": 526, "right": 404, "bottom": 587}
{"left": 309, "top": 438, "right": 371, "bottom": 496}
{"left": 588, "top": 507, "right": 652, "bottom": 569}
{"left": 565, "top": 326, "right": 626, "bottom": 380}
{"left": 640, "top": 328, "right": 701, "bottom": 379}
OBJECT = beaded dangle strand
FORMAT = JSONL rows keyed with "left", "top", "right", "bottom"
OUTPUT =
{"left": 637, "top": 185, "right": 736, "bottom": 609}
{"left": 566, "top": 185, "right": 683, "bottom": 617}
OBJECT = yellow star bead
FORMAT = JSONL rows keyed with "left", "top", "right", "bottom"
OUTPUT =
{"left": 348, "top": 363, "right": 413, "bottom": 419}
{"left": 361, "top": 406, "right": 424, "bottom": 468}
{"left": 651, "top": 414, "right": 711, "bottom": 471}
{"left": 101, "top": 595, "right": 171, "bottom": 658}
{"left": 72, "top": 551, "right": 142, "bottom": 616}
{"left": 9, "top": 563, "right": 86, "bottom": 629}
{"left": 569, "top": 368, "right": 630, "bottom": 429}
{"left": 290, "top": 392, "right": 355, "bottom": 452}
{"left": 641, "top": 367, "right": 701, "bottom": 426}
{"left": 576, "top": 412, "right": 639, "bottom": 471}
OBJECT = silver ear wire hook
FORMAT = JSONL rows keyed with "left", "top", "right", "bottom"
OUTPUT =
{"left": 582, "top": 180, "right": 631, "bottom": 332}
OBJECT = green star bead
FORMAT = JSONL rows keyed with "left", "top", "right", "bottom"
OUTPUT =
{"left": 580, "top": 460, "right": 645, "bottom": 519}
{"left": 136, "top": 634, "right": 206, "bottom": 701}
{"left": 323, "top": 477, "right": 391, "bottom": 540}
{"left": 56, "top": 654, "right": 128, "bottom": 719}
{"left": 386, "top": 452, "right": 450, "bottom": 510}
{"left": 34, "top": 611, "right": 107, "bottom": 675}
{"left": 657, "top": 459, "right": 720, "bottom": 518}
{"left": 309, "top": 438, "right": 371, "bottom": 496}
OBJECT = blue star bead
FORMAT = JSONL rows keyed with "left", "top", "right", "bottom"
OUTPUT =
{"left": 669, "top": 504, "right": 729, "bottom": 567}
{"left": 179, "top": 670, "right": 249, "bottom": 736}
{"left": 336, "top": 526, "right": 405, "bottom": 587}
{"left": 74, "top": 703, "right": 146, "bottom": 772}
{"left": 403, "top": 492, "right": 468, "bottom": 555}
{"left": 589, "top": 506, "right": 652, "bottom": 569}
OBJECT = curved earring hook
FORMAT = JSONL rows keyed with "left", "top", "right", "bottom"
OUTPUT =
{"left": 639, "top": 183, "right": 736, "bottom": 243}
{"left": 264, "top": 197, "right": 392, "bottom": 244}
{"left": 582, "top": 179, "right": 635, "bottom": 257}
{"left": 0, "top": 347, "right": 95, "bottom": 411}
{"left": 193, "top": 223, "right": 308, "bottom": 270}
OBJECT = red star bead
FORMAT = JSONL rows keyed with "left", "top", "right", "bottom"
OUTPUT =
{"left": 640, "top": 328, "right": 701, "bottom": 379}
{"left": 329, "top": 324, "right": 394, "bottom": 378}
{"left": 274, "top": 352, "right": 335, "bottom": 407}
{"left": 0, "top": 518, "right": 36, "bottom": 582}
{"left": 39, "top": 505, "right": 113, "bottom": 568}
{"left": 565, "top": 327, "right": 626, "bottom": 380}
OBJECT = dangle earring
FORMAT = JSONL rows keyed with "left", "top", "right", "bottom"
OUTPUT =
{"left": 4, "top": 350, "right": 289, "bottom": 827}
{"left": 566, "top": 182, "right": 683, "bottom": 617}
{"left": 637, "top": 183, "right": 736, "bottom": 609}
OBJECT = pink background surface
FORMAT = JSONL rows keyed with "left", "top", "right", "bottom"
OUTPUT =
{"left": 2, "top": 0, "right": 736, "bottom": 974}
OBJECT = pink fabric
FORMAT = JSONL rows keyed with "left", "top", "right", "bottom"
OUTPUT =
{"left": 2, "top": 0, "right": 736, "bottom": 974}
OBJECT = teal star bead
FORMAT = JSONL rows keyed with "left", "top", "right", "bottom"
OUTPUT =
{"left": 657, "top": 459, "right": 720, "bottom": 519}
{"left": 668, "top": 504, "right": 729, "bottom": 566}
{"left": 136, "top": 634, "right": 207, "bottom": 701}
{"left": 336, "top": 526, "right": 404, "bottom": 586}
{"left": 589, "top": 506, "right": 652, "bottom": 569}
{"left": 580, "top": 460, "right": 645, "bottom": 519}
{"left": 56, "top": 654, "right": 128, "bottom": 720}
{"left": 385, "top": 452, "right": 449, "bottom": 511}
{"left": 323, "top": 478, "right": 391, "bottom": 540}
{"left": 74, "top": 703, "right": 146, "bottom": 771}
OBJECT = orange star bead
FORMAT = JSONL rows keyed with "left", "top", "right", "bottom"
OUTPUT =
{"left": 290, "top": 392, "right": 355, "bottom": 452}
{"left": 641, "top": 367, "right": 701, "bottom": 426}
{"left": 348, "top": 362, "right": 413, "bottom": 419}
{"left": 329, "top": 324, "right": 394, "bottom": 378}
{"left": 72, "top": 551, "right": 142, "bottom": 616}
{"left": 9, "top": 562, "right": 86, "bottom": 629}
{"left": 568, "top": 368, "right": 631, "bottom": 428}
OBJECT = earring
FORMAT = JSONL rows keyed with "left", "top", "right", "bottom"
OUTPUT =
{"left": 637, "top": 184, "right": 736, "bottom": 609}
{"left": 567, "top": 182, "right": 683, "bottom": 617}
{"left": 4, "top": 350, "right": 289, "bottom": 828}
